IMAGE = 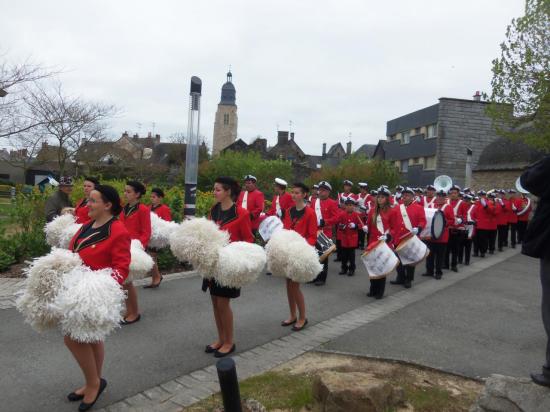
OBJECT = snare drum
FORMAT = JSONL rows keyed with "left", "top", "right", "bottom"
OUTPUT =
{"left": 316, "top": 232, "right": 336, "bottom": 262}
{"left": 258, "top": 216, "right": 283, "bottom": 241}
{"left": 361, "top": 240, "right": 399, "bottom": 279}
{"left": 396, "top": 234, "right": 430, "bottom": 266}
{"left": 420, "top": 208, "right": 445, "bottom": 240}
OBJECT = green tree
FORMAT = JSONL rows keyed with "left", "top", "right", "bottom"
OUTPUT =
{"left": 486, "top": 0, "right": 550, "bottom": 151}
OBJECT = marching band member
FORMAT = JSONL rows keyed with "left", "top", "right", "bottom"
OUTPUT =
{"left": 423, "top": 190, "right": 454, "bottom": 279}
{"left": 335, "top": 180, "right": 357, "bottom": 262}
{"left": 280, "top": 182, "right": 317, "bottom": 331}
{"left": 204, "top": 176, "right": 253, "bottom": 357}
{"left": 495, "top": 190, "right": 510, "bottom": 251}
{"left": 444, "top": 185, "right": 468, "bottom": 272}
{"left": 308, "top": 184, "right": 319, "bottom": 205}
{"left": 508, "top": 189, "right": 519, "bottom": 248}
{"left": 310, "top": 181, "right": 339, "bottom": 286}
{"left": 336, "top": 198, "right": 363, "bottom": 276}
{"left": 414, "top": 187, "right": 424, "bottom": 204}
{"left": 66, "top": 185, "right": 131, "bottom": 411}
{"left": 120, "top": 180, "right": 151, "bottom": 325}
{"left": 516, "top": 193, "right": 532, "bottom": 243}
{"left": 45, "top": 176, "right": 74, "bottom": 222}
{"left": 74, "top": 177, "right": 100, "bottom": 224}
{"left": 365, "top": 187, "right": 394, "bottom": 298}
{"left": 390, "top": 187, "right": 427, "bottom": 288}
{"left": 423, "top": 185, "right": 437, "bottom": 208}
{"left": 487, "top": 191, "right": 499, "bottom": 254}
{"left": 472, "top": 190, "right": 496, "bottom": 258}
{"left": 393, "top": 185, "right": 404, "bottom": 205}
{"left": 266, "top": 178, "right": 294, "bottom": 218}
{"left": 144, "top": 188, "right": 172, "bottom": 289}
{"left": 237, "top": 175, "right": 265, "bottom": 234}
{"left": 357, "top": 183, "right": 370, "bottom": 249}
{"left": 459, "top": 194, "right": 476, "bottom": 266}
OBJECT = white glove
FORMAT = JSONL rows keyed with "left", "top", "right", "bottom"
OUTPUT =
{"left": 348, "top": 223, "right": 356, "bottom": 229}
{"left": 276, "top": 210, "right": 282, "bottom": 218}
{"left": 512, "top": 204, "right": 517, "bottom": 211}
{"left": 378, "top": 234, "right": 387, "bottom": 241}
{"left": 456, "top": 217, "right": 463, "bottom": 225}
{"left": 362, "top": 225, "right": 369, "bottom": 233}
{"left": 411, "top": 227, "right": 419, "bottom": 235}
{"left": 480, "top": 198, "right": 487, "bottom": 207}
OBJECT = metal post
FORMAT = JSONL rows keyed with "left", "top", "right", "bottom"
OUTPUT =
{"left": 465, "top": 147, "right": 473, "bottom": 188}
{"left": 216, "top": 358, "right": 242, "bottom": 412}
{"left": 184, "top": 76, "right": 202, "bottom": 218}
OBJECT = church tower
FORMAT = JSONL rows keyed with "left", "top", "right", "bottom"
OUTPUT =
{"left": 212, "top": 71, "right": 238, "bottom": 156}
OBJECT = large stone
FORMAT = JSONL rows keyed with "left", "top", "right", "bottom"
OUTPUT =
{"left": 470, "top": 374, "right": 550, "bottom": 412}
{"left": 312, "top": 371, "right": 405, "bottom": 412}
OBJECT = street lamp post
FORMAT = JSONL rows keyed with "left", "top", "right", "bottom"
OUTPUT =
{"left": 184, "top": 76, "right": 202, "bottom": 218}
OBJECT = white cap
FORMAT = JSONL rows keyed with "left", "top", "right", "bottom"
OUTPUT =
{"left": 358, "top": 182, "right": 368, "bottom": 188}
{"left": 318, "top": 181, "right": 332, "bottom": 191}
{"left": 274, "top": 178, "right": 288, "bottom": 187}
{"left": 244, "top": 175, "right": 257, "bottom": 182}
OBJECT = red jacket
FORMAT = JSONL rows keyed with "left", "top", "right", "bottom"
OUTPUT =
{"left": 507, "top": 197, "right": 519, "bottom": 223}
{"left": 447, "top": 198, "right": 468, "bottom": 229}
{"left": 119, "top": 203, "right": 152, "bottom": 248}
{"left": 282, "top": 206, "right": 318, "bottom": 246}
{"left": 336, "top": 210, "right": 364, "bottom": 248}
{"left": 366, "top": 207, "right": 393, "bottom": 248}
{"left": 389, "top": 202, "right": 427, "bottom": 247}
{"left": 311, "top": 197, "right": 340, "bottom": 237}
{"left": 423, "top": 196, "right": 437, "bottom": 209}
{"left": 74, "top": 198, "right": 91, "bottom": 224}
{"left": 69, "top": 219, "right": 131, "bottom": 285}
{"left": 267, "top": 192, "right": 294, "bottom": 217}
{"left": 151, "top": 203, "right": 172, "bottom": 221}
{"left": 495, "top": 198, "right": 509, "bottom": 226}
{"left": 516, "top": 197, "right": 532, "bottom": 222}
{"left": 337, "top": 192, "right": 358, "bottom": 208}
{"left": 431, "top": 203, "right": 455, "bottom": 244}
{"left": 474, "top": 199, "right": 497, "bottom": 230}
{"left": 237, "top": 189, "right": 265, "bottom": 230}
{"left": 209, "top": 203, "right": 254, "bottom": 243}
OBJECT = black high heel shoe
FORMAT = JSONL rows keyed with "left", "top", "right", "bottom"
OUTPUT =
{"left": 78, "top": 378, "right": 107, "bottom": 411}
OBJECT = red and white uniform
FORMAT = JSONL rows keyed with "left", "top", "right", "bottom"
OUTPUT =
{"left": 495, "top": 198, "right": 508, "bottom": 227}
{"left": 209, "top": 203, "right": 254, "bottom": 243}
{"left": 120, "top": 203, "right": 152, "bottom": 248}
{"left": 464, "top": 202, "right": 477, "bottom": 239}
{"left": 311, "top": 197, "right": 339, "bottom": 237}
{"left": 337, "top": 192, "right": 358, "bottom": 208}
{"left": 366, "top": 208, "right": 393, "bottom": 249}
{"left": 507, "top": 197, "right": 519, "bottom": 224}
{"left": 389, "top": 201, "right": 427, "bottom": 247}
{"left": 336, "top": 210, "right": 364, "bottom": 248}
{"left": 432, "top": 203, "right": 455, "bottom": 244}
{"left": 516, "top": 196, "right": 532, "bottom": 222}
{"left": 74, "top": 198, "right": 91, "bottom": 224}
{"left": 69, "top": 219, "right": 131, "bottom": 285}
{"left": 151, "top": 203, "right": 172, "bottom": 221}
{"left": 282, "top": 206, "right": 318, "bottom": 246}
{"left": 447, "top": 198, "right": 468, "bottom": 229}
{"left": 237, "top": 189, "right": 265, "bottom": 230}
{"left": 473, "top": 199, "right": 497, "bottom": 230}
{"left": 267, "top": 192, "right": 294, "bottom": 218}
{"left": 423, "top": 196, "right": 437, "bottom": 209}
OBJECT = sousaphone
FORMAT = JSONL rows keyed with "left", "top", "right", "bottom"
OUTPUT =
{"left": 434, "top": 175, "right": 453, "bottom": 193}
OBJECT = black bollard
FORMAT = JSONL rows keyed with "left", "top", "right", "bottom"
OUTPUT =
{"left": 216, "top": 357, "right": 242, "bottom": 412}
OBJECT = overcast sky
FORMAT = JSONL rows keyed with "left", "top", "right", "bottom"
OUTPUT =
{"left": 1, "top": 0, "right": 524, "bottom": 155}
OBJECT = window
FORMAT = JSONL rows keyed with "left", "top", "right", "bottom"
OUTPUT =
{"left": 427, "top": 123, "right": 438, "bottom": 138}
{"left": 411, "top": 157, "right": 420, "bottom": 165}
{"left": 223, "top": 113, "right": 229, "bottom": 125}
{"left": 415, "top": 127, "right": 421, "bottom": 135}
{"left": 424, "top": 156, "right": 436, "bottom": 170}
{"left": 401, "top": 130, "right": 410, "bottom": 144}
{"left": 400, "top": 159, "right": 409, "bottom": 172}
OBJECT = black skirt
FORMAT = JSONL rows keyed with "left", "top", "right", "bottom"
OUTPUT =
{"left": 202, "top": 278, "right": 241, "bottom": 299}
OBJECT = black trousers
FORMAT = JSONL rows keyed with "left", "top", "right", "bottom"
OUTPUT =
{"left": 489, "top": 229, "right": 497, "bottom": 252}
{"left": 517, "top": 220, "right": 528, "bottom": 243}
{"left": 358, "top": 230, "right": 366, "bottom": 249}
{"left": 540, "top": 258, "right": 550, "bottom": 369}
{"left": 315, "top": 259, "right": 329, "bottom": 283}
{"left": 395, "top": 262, "right": 416, "bottom": 283}
{"left": 509, "top": 223, "right": 518, "bottom": 247}
{"left": 445, "top": 231, "right": 461, "bottom": 268}
{"left": 476, "top": 229, "right": 490, "bottom": 255}
{"left": 497, "top": 225, "right": 508, "bottom": 249}
{"left": 426, "top": 241, "right": 446, "bottom": 276}
{"left": 341, "top": 247, "right": 356, "bottom": 271}
{"left": 461, "top": 238, "right": 473, "bottom": 265}
{"left": 335, "top": 239, "right": 342, "bottom": 260}
{"left": 473, "top": 233, "right": 480, "bottom": 255}
{"left": 369, "top": 277, "right": 386, "bottom": 298}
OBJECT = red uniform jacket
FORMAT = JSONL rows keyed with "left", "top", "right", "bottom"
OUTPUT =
{"left": 337, "top": 192, "right": 358, "bottom": 208}
{"left": 237, "top": 189, "right": 265, "bottom": 230}
{"left": 282, "top": 206, "right": 318, "bottom": 246}
{"left": 431, "top": 203, "right": 455, "bottom": 244}
{"left": 464, "top": 203, "right": 477, "bottom": 239}
{"left": 473, "top": 199, "right": 497, "bottom": 230}
{"left": 366, "top": 208, "right": 393, "bottom": 249}
{"left": 516, "top": 197, "right": 532, "bottom": 222}
{"left": 389, "top": 202, "right": 427, "bottom": 247}
{"left": 447, "top": 199, "right": 468, "bottom": 229}
{"left": 267, "top": 192, "right": 294, "bottom": 217}
{"left": 423, "top": 196, "right": 437, "bottom": 208}
{"left": 209, "top": 203, "right": 254, "bottom": 243}
{"left": 119, "top": 203, "right": 152, "bottom": 248}
{"left": 151, "top": 203, "right": 172, "bottom": 221}
{"left": 495, "top": 198, "right": 509, "bottom": 226}
{"left": 74, "top": 198, "right": 91, "bottom": 224}
{"left": 336, "top": 210, "right": 364, "bottom": 248}
{"left": 311, "top": 197, "right": 340, "bottom": 237}
{"left": 507, "top": 197, "right": 519, "bottom": 223}
{"left": 69, "top": 219, "right": 131, "bottom": 285}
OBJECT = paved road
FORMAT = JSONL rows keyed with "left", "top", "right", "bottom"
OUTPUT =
{"left": 1, "top": 251, "right": 440, "bottom": 412}
{"left": 323, "top": 253, "right": 545, "bottom": 379}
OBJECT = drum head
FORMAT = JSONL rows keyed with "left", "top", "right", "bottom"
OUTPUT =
{"left": 431, "top": 210, "right": 445, "bottom": 240}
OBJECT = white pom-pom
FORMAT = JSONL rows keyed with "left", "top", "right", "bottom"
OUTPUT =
{"left": 169, "top": 218, "right": 229, "bottom": 276}
{"left": 16, "top": 248, "right": 83, "bottom": 331}
{"left": 149, "top": 212, "right": 179, "bottom": 249}
{"left": 266, "top": 229, "right": 323, "bottom": 283}
{"left": 50, "top": 266, "right": 125, "bottom": 343}
{"left": 58, "top": 223, "right": 83, "bottom": 249}
{"left": 45, "top": 214, "right": 77, "bottom": 248}
{"left": 213, "top": 242, "right": 266, "bottom": 288}
{"left": 128, "top": 239, "right": 154, "bottom": 281}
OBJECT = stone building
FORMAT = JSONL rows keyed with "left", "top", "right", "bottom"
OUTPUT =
{"left": 377, "top": 93, "right": 508, "bottom": 187}
{"left": 212, "top": 71, "right": 238, "bottom": 156}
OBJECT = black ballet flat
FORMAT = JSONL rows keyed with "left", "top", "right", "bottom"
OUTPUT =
{"left": 67, "top": 392, "right": 84, "bottom": 402}
{"left": 292, "top": 319, "right": 308, "bottom": 332}
{"left": 78, "top": 378, "right": 107, "bottom": 411}
{"left": 214, "top": 344, "right": 236, "bottom": 358}
{"left": 120, "top": 314, "right": 141, "bottom": 325}
{"left": 205, "top": 344, "right": 222, "bottom": 353}
{"left": 281, "top": 318, "right": 297, "bottom": 327}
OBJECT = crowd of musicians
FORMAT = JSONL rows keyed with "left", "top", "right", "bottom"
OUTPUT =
{"left": 41, "top": 174, "right": 533, "bottom": 410}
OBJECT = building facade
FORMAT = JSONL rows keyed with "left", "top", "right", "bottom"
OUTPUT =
{"left": 212, "top": 71, "right": 238, "bottom": 156}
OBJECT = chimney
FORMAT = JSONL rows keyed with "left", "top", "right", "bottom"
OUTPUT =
{"left": 277, "top": 131, "right": 289, "bottom": 145}
{"left": 155, "top": 134, "right": 161, "bottom": 144}
{"left": 322, "top": 143, "right": 327, "bottom": 157}
{"left": 290, "top": 132, "right": 295, "bottom": 141}
{"left": 147, "top": 131, "right": 152, "bottom": 138}
{"left": 473, "top": 91, "right": 481, "bottom": 102}
{"left": 346, "top": 141, "right": 352, "bottom": 156}
{"left": 42, "top": 141, "right": 48, "bottom": 149}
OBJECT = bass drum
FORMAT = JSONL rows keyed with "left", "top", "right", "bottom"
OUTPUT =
{"left": 420, "top": 208, "right": 446, "bottom": 240}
